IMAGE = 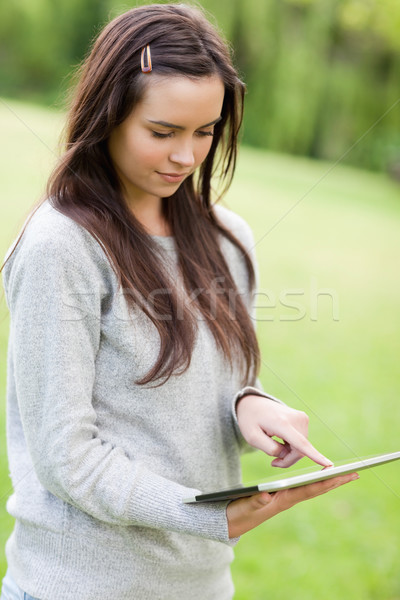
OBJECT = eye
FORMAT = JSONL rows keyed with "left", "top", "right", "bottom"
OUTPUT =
{"left": 151, "top": 131, "right": 174, "bottom": 139}
{"left": 196, "top": 130, "right": 214, "bottom": 138}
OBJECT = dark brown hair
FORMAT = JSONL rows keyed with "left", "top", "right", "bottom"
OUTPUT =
{"left": 5, "top": 3, "right": 260, "bottom": 386}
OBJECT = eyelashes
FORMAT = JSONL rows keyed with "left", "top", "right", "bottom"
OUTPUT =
{"left": 197, "top": 131, "right": 215, "bottom": 137}
{"left": 151, "top": 130, "right": 214, "bottom": 139}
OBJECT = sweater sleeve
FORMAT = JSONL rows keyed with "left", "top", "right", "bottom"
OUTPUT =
{"left": 225, "top": 211, "right": 286, "bottom": 451}
{"left": 4, "top": 230, "right": 234, "bottom": 545}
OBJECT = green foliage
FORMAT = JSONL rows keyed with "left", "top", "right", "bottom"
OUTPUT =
{"left": 1, "top": 99, "right": 399, "bottom": 599}
{"left": 0, "top": 0, "right": 399, "bottom": 171}
{"left": 0, "top": 0, "right": 107, "bottom": 103}
{"left": 207, "top": 0, "right": 400, "bottom": 171}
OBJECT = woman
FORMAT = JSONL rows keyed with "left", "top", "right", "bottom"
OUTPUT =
{"left": 0, "top": 4, "right": 357, "bottom": 599}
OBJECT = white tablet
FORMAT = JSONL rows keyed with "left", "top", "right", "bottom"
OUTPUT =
{"left": 183, "top": 450, "right": 400, "bottom": 503}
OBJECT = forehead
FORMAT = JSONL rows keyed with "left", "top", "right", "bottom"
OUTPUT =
{"left": 134, "top": 74, "right": 225, "bottom": 124}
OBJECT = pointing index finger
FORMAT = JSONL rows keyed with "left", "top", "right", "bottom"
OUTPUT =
{"left": 285, "top": 426, "right": 333, "bottom": 467}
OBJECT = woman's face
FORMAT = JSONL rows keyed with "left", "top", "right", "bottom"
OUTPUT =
{"left": 108, "top": 74, "right": 225, "bottom": 207}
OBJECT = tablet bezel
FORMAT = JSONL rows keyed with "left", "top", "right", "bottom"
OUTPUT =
{"left": 183, "top": 450, "right": 400, "bottom": 503}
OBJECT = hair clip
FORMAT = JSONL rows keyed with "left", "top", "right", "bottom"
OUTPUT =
{"left": 141, "top": 45, "right": 152, "bottom": 73}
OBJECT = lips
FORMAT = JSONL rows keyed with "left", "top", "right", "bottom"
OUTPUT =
{"left": 157, "top": 172, "right": 190, "bottom": 184}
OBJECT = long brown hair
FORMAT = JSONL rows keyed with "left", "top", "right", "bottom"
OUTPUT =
{"left": 5, "top": 3, "right": 260, "bottom": 386}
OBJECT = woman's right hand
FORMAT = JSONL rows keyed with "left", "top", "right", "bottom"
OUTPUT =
{"left": 227, "top": 472, "right": 359, "bottom": 538}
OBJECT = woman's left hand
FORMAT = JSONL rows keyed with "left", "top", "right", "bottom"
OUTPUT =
{"left": 236, "top": 394, "right": 333, "bottom": 468}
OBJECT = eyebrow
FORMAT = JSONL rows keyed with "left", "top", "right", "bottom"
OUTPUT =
{"left": 147, "top": 116, "right": 222, "bottom": 130}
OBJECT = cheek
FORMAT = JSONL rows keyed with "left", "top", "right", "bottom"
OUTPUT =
{"left": 129, "top": 134, "right": 166, "bottom": 167}
{"left": 196, "top": 138, "right": 214, "bottom": 164}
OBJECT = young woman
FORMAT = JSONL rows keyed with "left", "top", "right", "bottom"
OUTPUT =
{"left": 0, "top": 4, "right": 357, "bottom": 599}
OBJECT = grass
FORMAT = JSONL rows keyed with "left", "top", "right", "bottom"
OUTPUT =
{"left": 225, "top": 149, "right": 400, "bottom": 599}
{"left": 1, "top": 98, "right": 400, "bottom": 599}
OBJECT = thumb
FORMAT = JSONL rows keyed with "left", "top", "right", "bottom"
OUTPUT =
{"left": 250, "top": 492, "right": 273, "bottom": 510}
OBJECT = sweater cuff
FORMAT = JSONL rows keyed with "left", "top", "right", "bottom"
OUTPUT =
{"left": 231, "top": 387, "right": 286, "bottom": 453}
{"left": 235, "top": 386, "right": 286, "bottom": 407}
{"left": 124, "top": 464, "right": 239, "bottom": 546}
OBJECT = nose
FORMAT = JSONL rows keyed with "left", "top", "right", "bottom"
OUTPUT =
{"left": 169, "top": 140, "right": 195, "bottom": 168}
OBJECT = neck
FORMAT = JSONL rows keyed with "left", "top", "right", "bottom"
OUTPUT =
{"left": 127, "top": 195, "right": 171, "bottom": 237}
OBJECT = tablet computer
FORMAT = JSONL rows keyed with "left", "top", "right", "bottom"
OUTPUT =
{"left": 183, "top": 450, "right": 400, "bottom": 503}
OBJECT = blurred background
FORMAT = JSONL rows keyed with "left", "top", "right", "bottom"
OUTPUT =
{"left": 1, "top": 1, "right": 399, "bottom": 599}
{"left": 1, "top": 0, "right": 400, "bottom": 172}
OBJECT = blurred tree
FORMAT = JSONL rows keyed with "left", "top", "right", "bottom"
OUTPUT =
{"left": 0, "top": 0, "right": 107, "bottom": 102}
{"left": 0, "top": 0, "right": 398, "bottom": 172}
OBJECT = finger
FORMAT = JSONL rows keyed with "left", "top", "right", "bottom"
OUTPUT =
{"left": 303, "top": 472, "right": 360, "bottom": 499}
{"left": 270, "top": 443, "right": 294, "bottom": 468}
{"left": 290, "top": 472, "right": 359, "bottom": 504}
{"left": 282, "top": 426, "right": 333, "bottom": 467}
{"left": 271, "top": 449, "right": 303, "bottom": 468}
{"left": 247, "top": 428, "right": 287, "bottom": 457}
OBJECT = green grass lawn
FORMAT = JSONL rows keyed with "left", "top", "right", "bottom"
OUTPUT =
{"left": 1, "top": 98, "right": 399, "bottom": 599}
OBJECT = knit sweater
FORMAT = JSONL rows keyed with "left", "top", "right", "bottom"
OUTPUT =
{"left": 2, "top": 200, "right": 277, "bottom": 600}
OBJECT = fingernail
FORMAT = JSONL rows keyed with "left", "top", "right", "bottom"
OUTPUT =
{"left": 351, "top": 474, "right": 360, "bottom": 481}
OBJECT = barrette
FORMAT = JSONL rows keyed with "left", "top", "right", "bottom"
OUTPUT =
{"left": 141, "top": 45, "right": 152, "bottom": 73}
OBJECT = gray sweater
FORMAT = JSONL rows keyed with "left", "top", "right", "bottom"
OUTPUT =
{"left": 2, "top": 200, "right": 275, "bottom": 600}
